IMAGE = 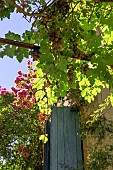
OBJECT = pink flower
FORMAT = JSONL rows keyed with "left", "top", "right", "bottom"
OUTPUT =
{"left": 18, "top": 145, "right": 30, "bottom": 157}
{"left": 0, "top": 90, "right": 8, "bottom": 96}
{"left": 30, "top": 96, "right": 36, "bottom": 103}
{"left": 11, "top": 91, "right": 15, "bottom": 96}
{"left": 33, "top": 69, "right": 37, "bottom": 73}
{"left": 27, "top": 60, "right": 32, "bottom": 65}
{"left": 11, "top": 87, "right": 19, "bottom": 94}
{"left": 11, "top": 87, "right": 15, "bottom": 91}
{"left": 24, "top": 83, "right": 32, "bottom": 89}
{"left": 15, "top": 76, "right": 25, "bottom": 84}
{"left": 27, "top": 60, "right": 32, "bottom": 69}
{"left": 28, "top": 74, "right": 30, "bottom": 77}
{"left": 17, "top": 89, "right": 29, "bottom": 99}
{"left": 22, "top": 104, "right": 27, "bottom": 109}
{"left": 18, "top": 71, "right": 22, "bottom": 76}
{"left": 23, "top": 74, "right": 28, "bottom": 78}
{"left": 21, "top": 100, "right": 29, "bottom": 109}
{"left": 24, "top": 151, "right": 30, "bottom": 157}
{"left": 32, "top": 75, "right": 37, "bottom": 78}
{"left": 0, "top": 87, "right": 8, "bottom": 96}
{"left": 12, "top": 105, "right": 19, "bottom": 111}
{"left": 18, "top": 145, "right": 24, "bottom": 152}
{"left": 1, "top": 87, "right": 7, "bottom": 90}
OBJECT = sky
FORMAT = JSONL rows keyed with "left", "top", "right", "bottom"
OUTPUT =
{"left": 0, "top": 12, "right": 31, "bottom": 90}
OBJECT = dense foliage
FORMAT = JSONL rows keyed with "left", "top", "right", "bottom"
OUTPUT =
{"left": 0, "top": 61, "right": 48, "bottom": 169}
{"left": 1, "top": 0, "right": 113, "bottom": 169}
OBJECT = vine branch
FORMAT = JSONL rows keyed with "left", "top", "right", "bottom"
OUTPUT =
{"left": 0, "top": 37, "right": 39, "bottom": 50}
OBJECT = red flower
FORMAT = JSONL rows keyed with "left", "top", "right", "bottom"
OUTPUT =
{"left": 38, "top": 113, "right": 46, "bottom": 121}
{"left": 18, "top": 145, "right": 24, "bottom": 152}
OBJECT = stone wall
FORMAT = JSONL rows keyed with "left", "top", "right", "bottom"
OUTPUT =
{"left": 81, "top": 88, "right": 113, "bottom": 170}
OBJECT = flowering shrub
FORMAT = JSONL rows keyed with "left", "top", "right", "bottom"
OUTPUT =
{"left": 0, "top": 60, "right": 46, "bottom": 169}
{"left": 11, "top": 60, "right": 37, "bottom": 110}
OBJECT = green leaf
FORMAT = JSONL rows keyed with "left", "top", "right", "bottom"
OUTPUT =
{"left": 79, "top": 77, "right": 90, "bottom": 90}
{"left": 110, "top": 94, "right": 113, "bottom": 106}
{"left": 3, "top": 45, "right": 16, "bottom": 58}
{"left": 40, "top": 0, "right": 46, "bottom": 6}
{"left": 81, "top": 88, "right": 90, "bottom": 97}
{"left": 85, "top": 95, "right": 92, "bottom": 103}
{"left": 33, "top": 78, "right": 45, "bottom": 89}
{"left": 0, "top": 50, "right": 5, "bottom": 58}
{"left": 92, "top": 88, "right": 97, "bottom": 96}
{"left": 39, "top": 134, "right": 48, "bottom": 144}
{"left": 14, "top": 47, "right": 29, "bottom": 62}
{"left": 57, "top": 59, "right": 68, "bottom": 71}
{"left": 5, "top": 31, "right": 21, "bottom": 41}
{"left": 35, "top": 90, "right": 45, "bottom": 101}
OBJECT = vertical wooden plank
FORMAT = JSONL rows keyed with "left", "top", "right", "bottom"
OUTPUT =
{"left": 50, "top": 107, "right": 83, "bottom": 170}
{"left": 57, "top": 107, "right": 65, "bottom": 170}
{"left": 63, "top": 107, "right": 77, "bottom": 169}
{"left": 75, "top": 110, "right": 83, "bottom": 169}
{"left": 44, "top": 121, "right": 50, "bottom": 170}
{"left": 50, "top": 107, "right": 58, "bottom": 170}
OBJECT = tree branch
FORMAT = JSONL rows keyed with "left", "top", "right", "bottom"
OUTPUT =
{"left": 6, "top": 0, "right": 58, "bottom": 17}
{"left": 40, "top": 0, "right": 59, "bottom": 13}
{"left": 6, "top": 0, "right": 28, "bottom": 16}
{"left": 0, "top": 37, "right": 39, "bottom": 50}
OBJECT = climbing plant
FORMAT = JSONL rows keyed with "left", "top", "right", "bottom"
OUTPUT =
{"left": 1, "top": 0, "right": 113, "bottom": 169}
